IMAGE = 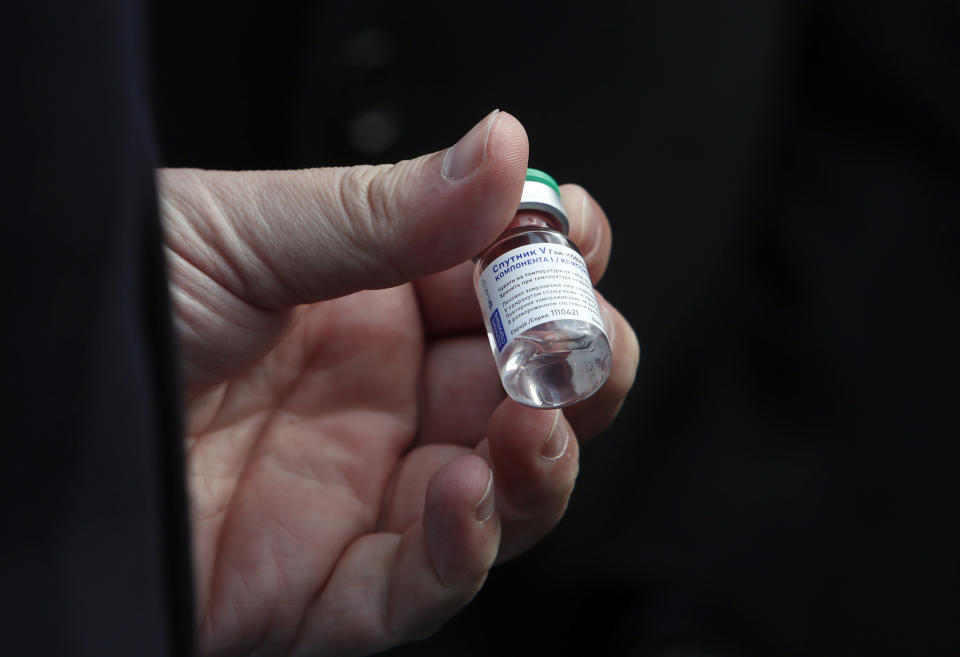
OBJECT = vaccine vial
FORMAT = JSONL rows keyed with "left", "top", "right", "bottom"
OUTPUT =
{"left": 473, "top": 169, "right": 612, "bottom": 408}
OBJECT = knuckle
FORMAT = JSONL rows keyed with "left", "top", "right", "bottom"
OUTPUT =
{"left": 337, "top": 164, "right": 404, "bottom": 281}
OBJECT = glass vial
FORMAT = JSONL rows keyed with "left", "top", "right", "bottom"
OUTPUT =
{"left": 473, "top": 169, "right": 612, "bottom": 408}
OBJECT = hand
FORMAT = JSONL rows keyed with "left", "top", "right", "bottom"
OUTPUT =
{"left": 160, "top": 110, "right": 639, "bottom": 657}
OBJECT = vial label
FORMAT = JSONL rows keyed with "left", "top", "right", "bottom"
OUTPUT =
{"left": 478, "top": 242, "right": 606, "bottom": 352}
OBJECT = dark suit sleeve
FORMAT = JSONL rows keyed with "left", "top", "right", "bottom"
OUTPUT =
{"left": 0, "top": 0, "right": 195, "bottom": 655}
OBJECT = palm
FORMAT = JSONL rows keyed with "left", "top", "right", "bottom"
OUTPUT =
{"left": 186, "top": 285, "right": 451, "bottom": 655}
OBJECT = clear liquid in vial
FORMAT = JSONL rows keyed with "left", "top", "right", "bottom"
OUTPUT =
{"left": 474, "top": 221, "right": 612, "bottom": 409}
{"left": 492, "top": 319, "right": 611, "bottom": 408}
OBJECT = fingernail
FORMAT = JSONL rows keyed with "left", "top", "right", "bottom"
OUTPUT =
{"left": 442, "top": 109, "right": 499, "bottom": 181}
{"left": 582, "top": 192, "right": 602, "bottom": 262}
{"left": 473, "top": 470, "right": 495, "bottom": 523}
{"left": 541, "top": 411, "right": 569, "bottom": 461}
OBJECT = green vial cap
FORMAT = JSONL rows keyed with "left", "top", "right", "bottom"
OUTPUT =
{"left": 526, "top": 168, "right": 561, "bottom": 195}
{"left": 519, "top": 168, "right": 568, "bottom": 234}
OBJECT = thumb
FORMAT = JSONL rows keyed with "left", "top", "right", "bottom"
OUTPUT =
{"left": 160, "top": 110, "right": 527, "bottom": 309}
